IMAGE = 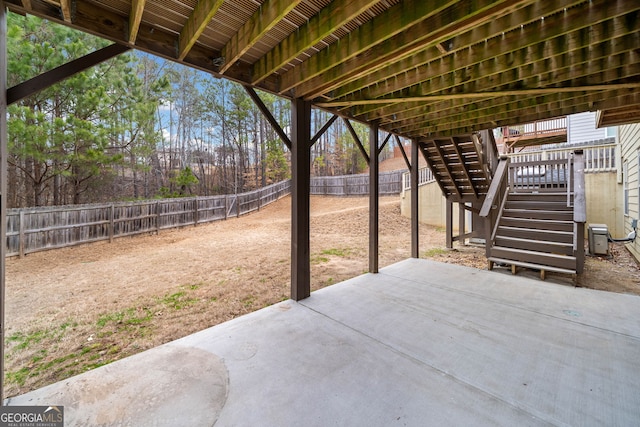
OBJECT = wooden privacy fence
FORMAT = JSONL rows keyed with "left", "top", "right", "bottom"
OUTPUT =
{"left": 7, "top": 172, "right": 405, "bottom": 257}
{"left": 309, "top": 170, "right": 404, "bottom": 196}
{"left": 7, "top": 180, "right": 292, "bottom": 257}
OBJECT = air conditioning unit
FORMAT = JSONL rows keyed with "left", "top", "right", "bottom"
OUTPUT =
{"left": 588, "top": 224, "right": 609, "bottom": 256}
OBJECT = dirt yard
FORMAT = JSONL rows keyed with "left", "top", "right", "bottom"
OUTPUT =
{"left": 4, "top": 196, "right": 640, "bottom": 397}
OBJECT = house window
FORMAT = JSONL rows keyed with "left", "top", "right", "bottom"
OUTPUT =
{"left": 605, "top": 127, "right": 617, "bottom": 138}
{"left": 623, "top": 161, "right": 629, "bottom": 215}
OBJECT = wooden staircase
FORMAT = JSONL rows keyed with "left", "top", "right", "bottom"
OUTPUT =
{"left": 480, "top": 153, "right": 586, "bottom": 280}
{"left": 488, "top": 192, "right": 578, "bottom": 279}
{"left": 418, "top": 133, "right": 493, "bottom": 203}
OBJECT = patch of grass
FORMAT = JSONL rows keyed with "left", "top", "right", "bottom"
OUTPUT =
{"left": 123, "top": 307, "right": 154, "bottom": 325}
{"left": 6, "top": 367, "right": 30, "bottom": 386}
{"left": 7, "top": 329, "right": 51, "bottom": 352}
{"left": 423, "top": 248, "right": 447, "bottom": 257}
{"left": 320, "top": 248, "right": 352, "bottom": 257}
{"left": 242, "top": 295, "right": 256, "bottom": 308}
{"left": 311, "top": 255, "right": 329, "bottom": 264}
{"left": 96, "top": 311, "right": 125, "bottom": 329}
{"left": 435, "top": 226, "right": 446, "bottom": 233}
{"left": 59, "top": 320, "right": 78, "bottom": 331}
{"left": 160, "top": 291, "right": 198, "bottom": 310}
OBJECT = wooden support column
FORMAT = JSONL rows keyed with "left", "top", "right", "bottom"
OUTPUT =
{"left": 446, "top": 199, "right": 453, "bottom": 249}
{"left": 369, "top": 121, "right": 379, "bottom": 273}
{"left": 458, "top": 203, "right": 465, "bottom": 246}
{"left": 411, "top": 139, "right": 419, "bottom": 258}
{"left": 0, "top": 4, "right": 7, "bottom": 403}
{"left": 291, "top": 98, "right": 311, "bottom": 301}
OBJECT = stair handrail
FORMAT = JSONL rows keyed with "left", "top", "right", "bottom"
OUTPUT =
{"left": 573, "top": 150, "right": 586, "bottom": 274}
{"left": 479, "top": 155, "right": 510, "bottom": 257}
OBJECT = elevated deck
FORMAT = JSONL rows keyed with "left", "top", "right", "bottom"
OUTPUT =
{"left": 7, "top": 259, "right": 640, "bottom": 426}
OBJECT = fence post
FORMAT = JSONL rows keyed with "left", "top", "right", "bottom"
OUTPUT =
{"left": 18, "top": 210, "right": 24, "bottom": 258}
{"left": 236, "top": 195, "right": 240, "bottom": 218}
{"left": 224, "top": 195, "right": 228, "bottom": 220}
{"left": 194, "top": 197, "right": 199, "bottom": 227}
{"left": 109, "top": 204, "right": 114, "bottom": 243}
{"left": 156, "top": 201, "right": 161, "bottom": 234}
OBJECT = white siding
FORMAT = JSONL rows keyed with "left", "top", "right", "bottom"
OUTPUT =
{"left": 619, "top": 123, "right": 640, "bottom": 261}
{"left": 567, "top": 112, "right": 607, "bottom": 144}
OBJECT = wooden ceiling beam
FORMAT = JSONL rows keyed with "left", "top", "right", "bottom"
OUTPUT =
{"left": 294, "top": 0, "right": 534, "bottom": 99}
{"left": 364, "top": 43, "right": 638, "bottom": 122}
{"left": 219, "top": 0, "right": 302, "bottom": 74}
{"left": 359, "top": 47, "right": 640, "bottom": 126}
{"left": 416, "top": 93, "right": 640, "bottom": 138}
{"left": 251, "top": 0, "right": 381, "bottom": 85}
{"left": 392, "top": 89, "right": 640, "bottom": 137}
{"left": 391, "top": 90, "right": 621, "bottom": 133}
{"left": 277, "top": 0, "right": 460, "bottom": 93}
{"left": 346, "top": 10, "right": 640, "bottom": 119}
{"left": 128, "top": 0, "right": 146, "bottom": 44}
{"left": 331, "top": 0, "right": 585, "bottom": 100}
{"left": 178, "top": 0, "right": 225, "bottom": 61}
{"left": 59, "top": 0, "right": 71, "bottom": 22}
{"left": 347, "top": 1, "right": 639, "bottom": 118}
{"left": 3, "top": 0, "right": 280, "bottom": 92}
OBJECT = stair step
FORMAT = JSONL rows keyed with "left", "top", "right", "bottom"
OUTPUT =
{"left": 490, "top": 246, "right": 577, "bottom": 270}
{"left": 504, "top": 201, "right": 572, "bottom": 211}
{"left": 488, "top": 257, "right": 576, "bottom": 275}
{"left": 503, "top": 208, "right": 573, "bottom": 221}
{"left": 508, "top": 192, "right": 571, "bottom": 202}
{"left": 494, "top": 236, "right": 574, "bottom": 255}
{"left": 500, "top": 217, "right": 574, "bottom": 232}
{"left": 497, "top": 226, "right": 573, "bottom": 243}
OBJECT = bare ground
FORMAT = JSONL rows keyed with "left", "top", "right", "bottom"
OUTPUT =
{"left": 4, "top": 196, "right": 640, "bottom": 397}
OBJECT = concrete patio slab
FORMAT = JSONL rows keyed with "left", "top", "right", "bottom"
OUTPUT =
{"left": 7, "top": 259, "right": 640, "bottom": 426}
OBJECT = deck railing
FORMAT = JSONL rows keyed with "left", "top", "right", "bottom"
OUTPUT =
{"left": 508, "top": 143, "right": 616, "bottom": 172}
{"left": 500, "top": 117, "right": 567, "bottom": 144}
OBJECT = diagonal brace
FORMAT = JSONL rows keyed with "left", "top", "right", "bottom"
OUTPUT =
{"left": 244, "top": 86, "right": 292, "bottom": 150}
{"left": 342, "top": 117, "right": 369, "bottom": 165}
{"left": 8, "top": 43, "right": 130, "bottom": 105}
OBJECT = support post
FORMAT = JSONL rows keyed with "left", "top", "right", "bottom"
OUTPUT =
{"left": 369, "top": 121, "right": 379, "bottom": 273}
{"left": 446, "top": 200, "right": 453, "bottom": 249}
{"left": 458, "top": 203, "right": 465, "bottom": 246}
{"left": 1, "top": 4, "right": 8, "bottom": 403}
{"left": 411, "top": 139, "right": 419, "bottom": 258}
{"left": 291, "top": 98, "right": 311, "bottom": 301}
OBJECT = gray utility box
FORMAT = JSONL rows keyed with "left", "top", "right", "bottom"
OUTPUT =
{"left": 588, "top": 224, "right": 609, "bottom": 256}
